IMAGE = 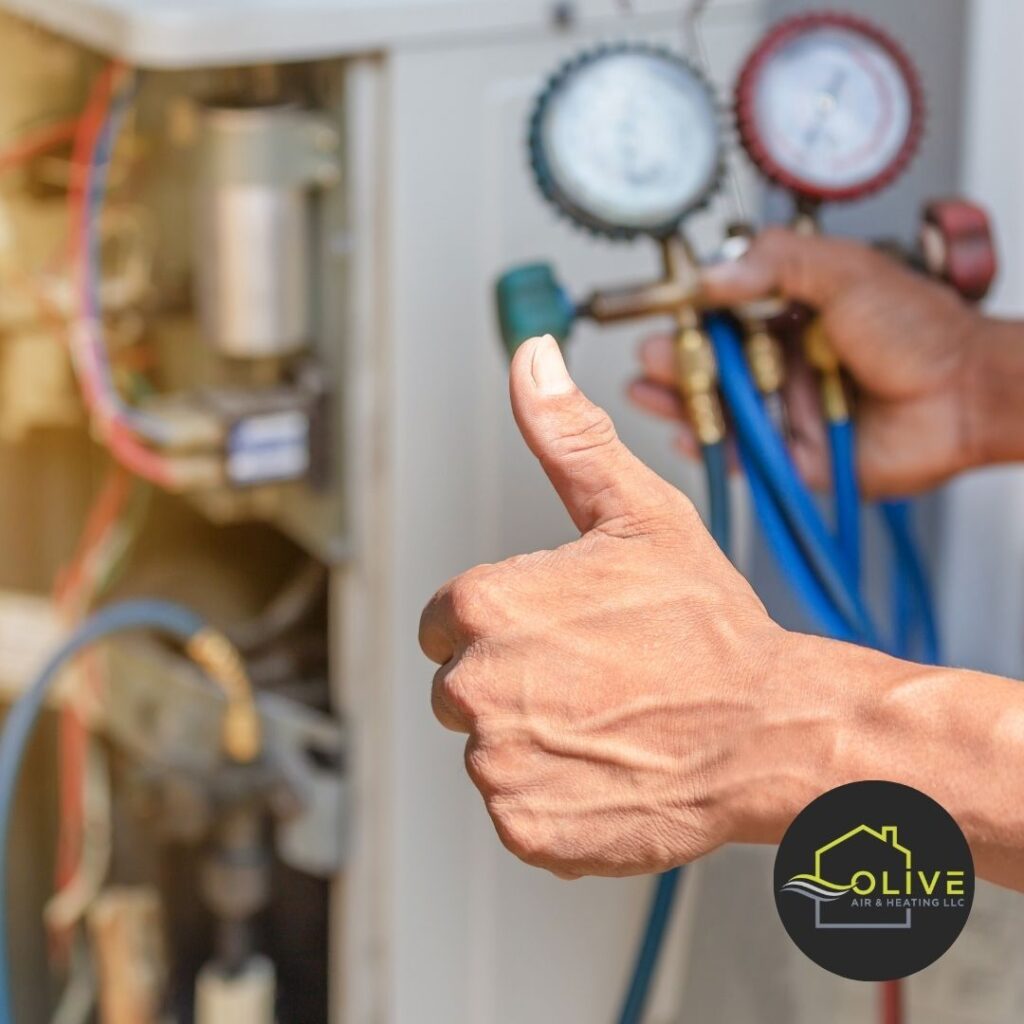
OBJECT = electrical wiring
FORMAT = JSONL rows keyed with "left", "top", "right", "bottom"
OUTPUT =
{"left": 49, "top": 935, "right": 95, "bottom": 1024}
{"left": 226, "top": 561, "right": 328, "bottom": 656}
{"left": 45, "top": 739, "right": 112, "bottom": 936}
{"left": 70, "top": 67, "right": 170, "bottom": 446}
{"left": 0, "top": 118, "right": 78, "bottom": 177}
{"left": 65, "top": 65, "right": 222, "bottom": 491}
{"left": 51, "top": 468, "right": 147, "bottom": 962}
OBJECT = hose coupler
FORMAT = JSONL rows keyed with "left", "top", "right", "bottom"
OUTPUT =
{"left": 675, "top": 324, "right": 726, "bottom": 446}
{"left": 744, "top": 326, "right": 786, "bottom": 396}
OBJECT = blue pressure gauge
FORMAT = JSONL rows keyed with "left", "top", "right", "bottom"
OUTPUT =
{"left": 529, "top": 43, "right": 724, "bottom": 240}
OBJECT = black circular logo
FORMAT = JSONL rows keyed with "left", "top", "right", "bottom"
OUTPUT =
{"left": 774, "top": 781, "right": 974, "bottom": 981}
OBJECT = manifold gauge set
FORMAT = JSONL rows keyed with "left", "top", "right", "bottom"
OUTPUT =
{"left": 528, "top": 12, "right": 925, "bottom": 242}
{"left": 497, "top": 12, "right": 994, "bottom": 359}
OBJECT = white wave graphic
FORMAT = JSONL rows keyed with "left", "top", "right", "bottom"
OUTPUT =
{"left": 779, "top": 879, "right": 852, "bottom": 903}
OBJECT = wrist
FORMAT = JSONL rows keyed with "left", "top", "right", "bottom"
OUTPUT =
{"left": 718, "top": 630, "right": 905, "bottom": 847}
{"left": 962, "top": 316, "right": 1024, "bottom": 469}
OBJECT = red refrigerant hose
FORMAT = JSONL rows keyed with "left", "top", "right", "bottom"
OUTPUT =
{"left": 882, "top": 978, "right": 903, "bottom": 1024}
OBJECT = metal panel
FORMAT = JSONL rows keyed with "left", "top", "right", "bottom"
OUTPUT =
{"left": 374, "top": 6, "right": 763, "bottom": 1022}
{"left": 0, "top": 0, "right": 756, "bottom": 69}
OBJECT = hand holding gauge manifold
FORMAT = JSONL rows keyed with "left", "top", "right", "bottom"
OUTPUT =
{"left": 634, "top": 229, "right": 986, "bottom": 498}
{"left": 631, "top": 13, "right": 997, "bottom": 500}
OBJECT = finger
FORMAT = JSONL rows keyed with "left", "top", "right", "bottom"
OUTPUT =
{"left": 636, "top": 333, "right": 679, "bottom": 389}
{"left": 672, "top": 428, "right": 701, "bottom": 463}
{"left": 431, "top": 663, "right": 470, "bottom": 733}
{"left": 782, "top": 361, "right": 829, "bottom": 491}
{"left": 700, "top": 228, "right": 882, "bottom": 310}
{"left": 418, "top": 588, "right": 457, "bottom": 665}
{"left": 509, "top": 336, "right": 682, "bottom": 536}
{"left": 627, "top": 378, "right": 687, "bottom": 423}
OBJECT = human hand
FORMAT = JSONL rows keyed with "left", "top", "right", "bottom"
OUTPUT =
{"left": 419, "top": 335, "right": 787, "bottom": 878}
{"left": 629, "top": 228, "right": 987, "bottom": 498}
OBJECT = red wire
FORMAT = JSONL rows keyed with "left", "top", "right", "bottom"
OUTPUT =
{"left": 881, "top": 979, "right": 903, "bottom": 1024}
{"left": 51, "top": 467, "right": 132, "bottom": 958}
{"left": 66, "top": 63, "right": 175, "bottom": 490}
{"left": 54, "top": 468, "right": 132, "bottom": 605}
{"left": 0, "top": 117, "right": 78, "bottom": 176}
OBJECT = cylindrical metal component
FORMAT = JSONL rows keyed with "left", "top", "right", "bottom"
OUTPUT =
{"left": 195, "top": 955, "right": 276, "bottom": 1024}
{"left": 195, "top": 103, "right": 339, "bottom": 359}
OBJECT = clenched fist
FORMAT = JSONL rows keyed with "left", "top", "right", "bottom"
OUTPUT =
{"left": 419, "top": 335, "right": 786, "bottom": 879}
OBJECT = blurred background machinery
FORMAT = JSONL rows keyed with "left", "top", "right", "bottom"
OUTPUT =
{"left": 0, "top": 1, "right": 1017, "bottom": 1023}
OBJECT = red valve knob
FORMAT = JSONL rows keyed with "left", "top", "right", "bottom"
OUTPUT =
{"left": 920, "top": 198, "right": 997, "bottom": 303}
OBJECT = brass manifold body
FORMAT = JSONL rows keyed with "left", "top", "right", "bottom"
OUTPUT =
{"left": 577, "top": 235, "right": 726, "bottom": 447}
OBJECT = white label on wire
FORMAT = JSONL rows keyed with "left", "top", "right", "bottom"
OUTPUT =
{"left": 228, "top": 411, "right": 310, "bottom": 485}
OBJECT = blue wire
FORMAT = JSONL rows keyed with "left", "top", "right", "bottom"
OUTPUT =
{"left": 705, "top": 315, "right": 881, "bottom": 647}
{"left": 82, "top": 77, "right": 170, "bottom": 446}
{"left": 828, "top": 419, "right": 861, "bottom": 585}
{"left": 0, "top": 600, "right": 206, "bottom": 1024}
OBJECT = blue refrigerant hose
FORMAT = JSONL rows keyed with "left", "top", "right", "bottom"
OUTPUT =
{"left": 739, "top": 435, "right": 857, "bottom": 642}
{"left": 0, "top": 600, "right": 208, "bottom": 1024}
{"left": 828, "top": 419, "right": 861, "bottom": 585}
{"left": 880, "top": 500, "right": 941, "bottom": 664}
{"left": 616, "top": 441, "right": 730, "bottom": 1024}
{"left": 705, "top": 315, "right": 881, "bottom": 647}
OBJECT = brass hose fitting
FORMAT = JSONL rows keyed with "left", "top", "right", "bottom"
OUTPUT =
{"left": 744, "top": 326, "right": 786, "bottom": 397}
{"left": 802, "top": 319, "right": 850, "bottom": 424}
{"left": 186, "top": 628, "right": 263, "bottom": 764}
{"left": 675, "top": 323, "right": 726, "bottom": 446}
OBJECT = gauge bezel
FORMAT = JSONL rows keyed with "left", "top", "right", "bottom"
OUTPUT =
{"left": 735, "top": 12, "right": 926, "bottom": 203}
{"left": 529, "top": 42, "right": 725, "bottom": 240}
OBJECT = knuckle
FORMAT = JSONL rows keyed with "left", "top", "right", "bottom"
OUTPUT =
{"left": 440, "top": 663, "right": 478, "bottom": 719}
{"left": 464, "top": 742, "right": 498, "bottom": 795}
{"left": 430, "top": 666, "right": 468, "bottom": 731}
{"left": 446, "top": 569, "right": 496, "bottom": 635}
{"left": 489, "top": 803, "right": 547, "bottom": 865}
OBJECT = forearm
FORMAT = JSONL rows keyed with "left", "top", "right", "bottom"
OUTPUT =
{"left": 966, "top": 317, "right": 1024, "bottom": 468}
{"left": 725, "top": 631, "right": 1024, "bottom": 890}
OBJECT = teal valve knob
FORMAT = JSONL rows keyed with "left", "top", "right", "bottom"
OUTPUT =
{"left": 495, "top": 263, "right": 576, "bottom": 359}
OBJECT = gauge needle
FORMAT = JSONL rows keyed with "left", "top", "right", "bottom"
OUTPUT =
{"left": 803, "top": 68, "right": 848, "bottom": 149}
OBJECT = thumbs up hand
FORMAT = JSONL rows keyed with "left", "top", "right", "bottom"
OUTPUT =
{"left": 419, "top": 336, "right": 793, "bottom": 878}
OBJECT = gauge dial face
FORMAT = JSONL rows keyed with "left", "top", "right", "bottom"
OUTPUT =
{"left": 737, "top": 15, "right": 923, "bottom": 201}
{"left": 533, "top": 47, "right": 721, "bottom": 236}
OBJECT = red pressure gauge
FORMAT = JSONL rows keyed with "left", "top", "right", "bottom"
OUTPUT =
{"left": 735, "top": 12, "right": 926, "bottom": 204}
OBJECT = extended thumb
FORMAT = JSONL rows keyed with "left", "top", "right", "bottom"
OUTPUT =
{"left": 509, "top": 336, "right": 676, "bottom": 535}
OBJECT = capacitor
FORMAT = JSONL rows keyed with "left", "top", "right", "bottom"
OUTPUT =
{"left": 195, "top": 102, "right": 339, "bottom": 359}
